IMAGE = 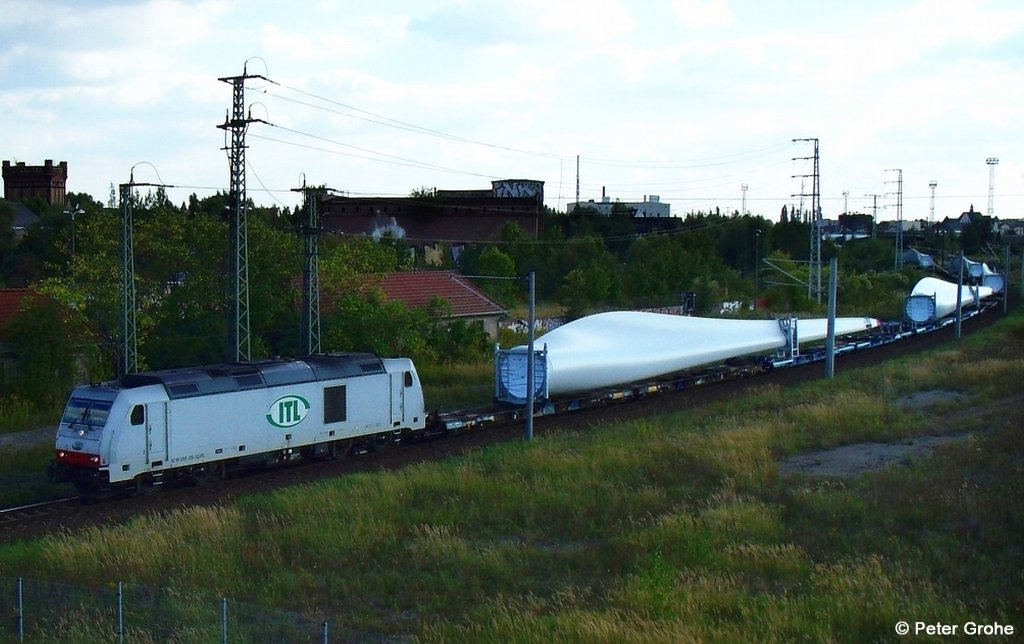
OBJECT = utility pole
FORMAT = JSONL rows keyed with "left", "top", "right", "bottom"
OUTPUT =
{"left": 825, "top": 257, "right": 837, "bottom": 379}
{"left": 793, "top": 138, "right": 821, "bottom": 303}
{"left": 741, "top": 183, "right": 748, "bottom": 216}
{"left": 218, "top": 63, "right": 269, "bottom": 363}
{"left": 293, "top": 181, "right": 323, "bottom": 355}
{"left": 886, "top": 168, "right": 903, "bottom": 270}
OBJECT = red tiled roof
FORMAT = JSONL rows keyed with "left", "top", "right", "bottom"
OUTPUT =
{"left": 0, "top": 288, "right": 37, "bottom": 328}
{"left": 378, "top": 271, "right": 506, "bottom": 318}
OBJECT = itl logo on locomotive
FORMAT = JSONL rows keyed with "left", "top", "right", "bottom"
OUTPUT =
{"left": 266, "top": 394, "right": 311, "bottom": 429}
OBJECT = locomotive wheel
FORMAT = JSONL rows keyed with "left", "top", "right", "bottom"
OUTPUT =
{"left": 188, "top": 464, "right": 216, "bottom": 486}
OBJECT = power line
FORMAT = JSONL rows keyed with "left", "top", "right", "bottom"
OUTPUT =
{"left": 255, "top": 79, "right": 796, "bottom": 169}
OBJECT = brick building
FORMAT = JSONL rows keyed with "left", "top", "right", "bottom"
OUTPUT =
{"left": 2, "top": 159, "right": 68, "bottom": 206}
{"left": 321, "top": 179, "right": 545, "bottom": 246}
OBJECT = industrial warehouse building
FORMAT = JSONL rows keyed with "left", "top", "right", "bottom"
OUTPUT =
{"left": 321, "top": 179, "right": 545, "bottom": 245}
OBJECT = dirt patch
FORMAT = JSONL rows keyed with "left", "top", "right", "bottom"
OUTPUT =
{"left": 778, "top": 433, "right": 972, "bottom": 478}
{"left": 894, "top": 389, "right": 968, "bottom": 412}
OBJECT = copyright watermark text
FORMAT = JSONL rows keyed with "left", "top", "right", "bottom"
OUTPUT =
{"left": 895, "top": 621, "right": 1015, "bottom": 637}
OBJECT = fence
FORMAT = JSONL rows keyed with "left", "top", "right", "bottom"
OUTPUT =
{"left": 1, "top": 576, "right": 389, "bottom": 643}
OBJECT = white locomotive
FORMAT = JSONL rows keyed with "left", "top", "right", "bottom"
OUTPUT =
{"left": 50, "top": 353, "right": 426, "bottom": 496}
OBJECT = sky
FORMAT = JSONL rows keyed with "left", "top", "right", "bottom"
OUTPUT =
{"left": 2, "top": 0, "right": 1023, "bottom": 222}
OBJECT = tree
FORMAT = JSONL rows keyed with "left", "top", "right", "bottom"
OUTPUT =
{"left": 621, "top": 231, "right": 736, "bottom": 313}
{"left": 2, "top": 297, "right": 106, "bottom": 407}
{"left": 959, "top": 212, "right": 993, "bottom": 254}
{"left": 771, "top": 218, "right": 810, "bottom": 260}
{"left": 475, "top": 246, "right": 519, "bottom": 305}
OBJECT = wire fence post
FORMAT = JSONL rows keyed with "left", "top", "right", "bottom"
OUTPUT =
{"left": 16, "top": 577, "right": 24, "bottom": 642}
{"left": 117, "top": 581, "right": 124, "bottom": 644}
{"left": 221, "top": 597, "right": 228, "bottom": 644}
{"left": 321, "top": 619, "right": 329, "bottom": 643}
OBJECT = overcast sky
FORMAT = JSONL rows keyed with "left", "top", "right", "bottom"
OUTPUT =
{"left": 3, "top": 0, "right": 1022, "bottom": 221}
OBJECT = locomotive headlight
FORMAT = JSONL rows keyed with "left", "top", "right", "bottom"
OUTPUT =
{"left": 78, "top": 429, "right": 85, "bottom": 437}
{"left": 89, "top": 456, "right": 100, "bottom": 464}
{"left": 57, "top": 451, "right": 66, "bottom": 459}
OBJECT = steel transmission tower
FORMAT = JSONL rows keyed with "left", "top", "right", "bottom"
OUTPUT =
{"left": 986, "top": 157, "right": 999, "bottom": 216}
{"left": 294, "top": 182, "right": 324, "bottom": 355}
{"left": 865, "top": 193, "right": 881, "bottom": 237}
{"left": 218, "top": 65, "right": 269, "bottom": 363}
{"left": 119, "top": 182, "right": 137, "bottom": 376}
{"left": 792, "top": 138, "right": 821, "bottom": 302}
{"left": 886, "top": 168, "right": 903, "bottom": 269}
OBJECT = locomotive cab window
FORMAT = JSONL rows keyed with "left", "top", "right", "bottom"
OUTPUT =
{"left": 130, "top": 405, "right": 145, "bottom": 426}
{"left": 404, "top": 371, "right": 414, "bottom": 387}
{"left": 324, "top": 385, "right": 347, "bottom": 424}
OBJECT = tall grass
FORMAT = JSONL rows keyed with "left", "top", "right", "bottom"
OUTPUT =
{"left": 0, "top": 395, "right": 58, "bottom": 434}
{"left": 0, "top": 309, "right": 1020, "bottom": 640}
{"left": 418, "top": 361, "right": 494, "bottom": 410}
{"left": 0, "top": 443, "right": 73, "bottom": 507}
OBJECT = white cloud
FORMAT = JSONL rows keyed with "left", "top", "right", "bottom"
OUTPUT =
{"left": 671, "top": 0, "right": 734, "bottom": 29}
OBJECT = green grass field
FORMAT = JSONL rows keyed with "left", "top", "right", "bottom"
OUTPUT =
{"left": 1, "top": 310, "right": 1021, "bottom": 641}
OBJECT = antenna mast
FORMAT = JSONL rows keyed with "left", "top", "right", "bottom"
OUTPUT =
{"left": 218, "top": 64, "right": 269, "bottom": 363}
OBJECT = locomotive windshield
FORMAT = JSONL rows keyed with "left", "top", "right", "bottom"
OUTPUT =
{"left": 61, "top": 397, "right": 113, "bottom": 430}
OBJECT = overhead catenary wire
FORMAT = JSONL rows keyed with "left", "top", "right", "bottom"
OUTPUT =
{"left": 238, "top": 75, "right": 1012, "bottom": 211}
{"left": 244, "top": 78, "right": 808, "bottom": 198}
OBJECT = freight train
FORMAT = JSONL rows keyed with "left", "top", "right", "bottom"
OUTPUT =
{"left": 50, "top": 353, "right": 425, "bottom": 497}
{"left": 50, "top": 275, "right": 1002, "bottom": 498}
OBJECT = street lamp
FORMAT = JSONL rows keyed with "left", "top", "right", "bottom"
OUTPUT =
{"left": 63, "top": 203, "right": 84, "bottom": 264}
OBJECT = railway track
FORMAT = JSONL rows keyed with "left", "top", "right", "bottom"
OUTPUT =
{"left": 0, "top": 302, "right": 1011, "bottom": 545}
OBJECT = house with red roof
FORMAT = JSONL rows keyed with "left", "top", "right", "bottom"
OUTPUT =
{"left": 378, "top": 271, "right": 507, "bottom": 337}
{"left": 0, "top": 288, "right": 37, "bottom": 329}
{"left": 318, "top": 270, "right": 507, "bottom": 339}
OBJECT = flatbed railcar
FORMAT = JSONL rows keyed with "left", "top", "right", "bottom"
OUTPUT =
{"left": 50, "top": 353, "right": 426, "bottom": 497}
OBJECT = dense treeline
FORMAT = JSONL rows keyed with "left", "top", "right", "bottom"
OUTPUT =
{"left": 0, "top": 190, "right": 986, "bottom": 414}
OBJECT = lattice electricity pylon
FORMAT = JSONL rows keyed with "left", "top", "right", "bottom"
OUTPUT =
{"left": 792, "top": 138, "right": 821, "bottom": 303}
{"left": 886, "top": 168, "right": 904, "bottom": 270}
{"left": 218, "top": 66, "right": 269, "bottom": 363}
{"left": 295, "top": 183, "right": 324, "bottom": 355}
{"left": 119, "top": 182, "right": 138, "bottom": 376}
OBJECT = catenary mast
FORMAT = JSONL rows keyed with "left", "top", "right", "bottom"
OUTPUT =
{"left": 218, "top": 63, "right": 269, "bottom": 363}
